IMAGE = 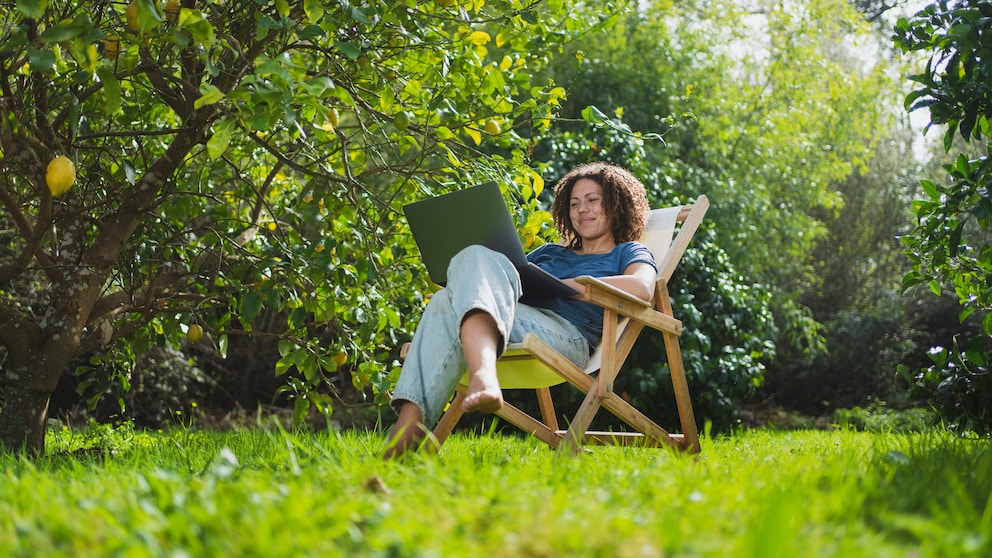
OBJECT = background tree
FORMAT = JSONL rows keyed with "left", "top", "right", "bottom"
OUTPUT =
{"left": 0, "top": 0, "right": 609, "bottom": 453}
{"left": 894, "top": 0, "right": 992, "bottom": 432}
{"left": 766, "top": 121, "right": 926, "bottom": 414}
{"left": 531, "top": 0, "right": 914, "bottom": 426}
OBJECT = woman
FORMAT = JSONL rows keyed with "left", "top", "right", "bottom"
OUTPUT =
{"left": 384, "top": 162, "right": 657, "bottom": 458}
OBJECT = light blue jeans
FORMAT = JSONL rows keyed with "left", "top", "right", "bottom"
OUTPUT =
{"left": 392, "top": 245, "right": 591, "bottom": 426}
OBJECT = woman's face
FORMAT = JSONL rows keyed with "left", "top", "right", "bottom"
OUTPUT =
{"left": 568, "top": 178, "right": 613, "bottom": 245}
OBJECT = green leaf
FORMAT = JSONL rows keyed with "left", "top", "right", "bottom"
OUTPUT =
{"left": 242, "top": 292, "right": 263, "bottom": 323}
{"left": 206, "top": 118, "right": 236, "bottom": 159}
{"left": 298, "top": 24, "right": 325, "bottom": 41}
{"left": 194, "top": 85, "right": 225, "bottom": 110}
{"left": 292, "top": 397, "right": 308, "bottom": 426}
{"left": 349, "top": 6, "right": 374, "bottom": 25}
{"left": 581, "top": 105, "right": 608, "bottom": 124}
{"left": 288, "top": 307, "right": 307, "bottom": 329}
{"left": 335, "top": 40, "right": 361, "bottom": 60}
{"left": 27, "top": 46, "right": 55, "bottom": 74}
{"left": 16, "top": 0, "right": 47, "bottom": 19}
{"left": 436, "top": 126, "right": 454, "bottom": 140}
{"left": 39, "top": 21, "right": 90, "bottom": 43}
{"left": 95, "top": 67, "right": 122, "bottom": 115}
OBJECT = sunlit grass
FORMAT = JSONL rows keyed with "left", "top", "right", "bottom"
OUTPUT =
{"left": 0, "top": 423, "right": 988, "bottom": 557}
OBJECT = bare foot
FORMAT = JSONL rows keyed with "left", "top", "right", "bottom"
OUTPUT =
{"left": 462, "top": 368, "right": 504, "bottom": 414}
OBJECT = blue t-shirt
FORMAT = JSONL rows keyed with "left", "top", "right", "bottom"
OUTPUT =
{"left": 525, "top": 241, "right": 657, "bottom": 348}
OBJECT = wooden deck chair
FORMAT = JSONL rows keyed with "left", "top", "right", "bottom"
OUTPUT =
{"left": 407, "top": 195, "right": 709, "bottom": 455}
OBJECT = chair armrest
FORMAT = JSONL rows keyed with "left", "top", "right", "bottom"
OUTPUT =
{"left": 573, "top": 275, "right": 652, "bottom": 308}
{"left": 574, "top": 275, "right": 682, "bottom": 336}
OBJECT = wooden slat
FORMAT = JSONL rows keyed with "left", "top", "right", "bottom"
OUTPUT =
{"left": 560, "top": 384, "right": 603, "bottom": 455}
{"left": 429, "top": 390, "right": 467, "bottom": 452}
{"left": 574, "top": 275, "right": 651, "bottom": 308}
{"left": 656, "top": 282, "right": 700, "bottom": 453}
{"left": 598, "top": 391, "right": 686, "bottom": 451}
{"left": 521, "top": 334, "right": 595, "bottom": 392}
{"left": 658, "top": 195, "right": 709, "bottom": 282}
{"left": 598, "top": 307, "right": 619, "bottom": 397}
{"left": 535, "top": 387, "right": 559, "bottom": 433}
{"left": 554, "top": 432, "right": 688, "bottom": 450}
{"left": 494, "top": 400, "right": 561, "bottom": 448}
{"left": 576, "top": 277, "right": 683, "bottom": 336}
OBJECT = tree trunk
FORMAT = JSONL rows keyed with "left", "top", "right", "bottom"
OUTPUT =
{"left": 0, "top": 382, "right": 52, "bottom": 454}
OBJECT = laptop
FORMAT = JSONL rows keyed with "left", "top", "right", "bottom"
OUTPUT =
{"left": 403, "top": 182, "right": 580, "bottom": 300}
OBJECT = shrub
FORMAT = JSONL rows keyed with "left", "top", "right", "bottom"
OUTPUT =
{"left": 834, "top": 401, "right": 937, "bottom": 433}
{"left": 619, "top": 228, "right": 777, "bottom": 432}
{"left": 902, "top": 335, "right": 992, "bottom": 435}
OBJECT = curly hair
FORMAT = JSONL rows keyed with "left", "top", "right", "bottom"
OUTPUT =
{"left": 550, "top": 162, "right": 651, "bottom": 250}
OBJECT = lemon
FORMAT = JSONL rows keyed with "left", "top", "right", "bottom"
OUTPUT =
{"left": 332, "top": 350, "right": 347, "bottom": 367}
{"left": 102, "top": 35, "right": 121, "bottom": 61}
{"left": 329, "top": 107, "right": 340, "bottom": 128}
{"left": 393, "top": 110, "right": 411, "bottom": 131}
{"left": 46, "top": 155, "right": 76, "bottom": 197}
{"left": 484, "top": 119, "right": 501, "bottom": 135}
{"left": 187, "top": 324, "right": 203, "bottom": 344}
{"left": 125, "top": 2, "right": 140, "bottom": 34}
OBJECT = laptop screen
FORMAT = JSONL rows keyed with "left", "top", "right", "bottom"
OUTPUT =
{"left": 403, "top": 182, "right": 526, "bottom": 285}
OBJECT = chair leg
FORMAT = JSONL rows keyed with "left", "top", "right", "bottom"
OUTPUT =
{"left": 656, "top": 284, "right": 700, "bottom": 452}
{"left": 663, "top": 332, "right": 700, "bottom": 452}
{"left": 426, "top": 388, "right": 467, "bottom": 455}
{"left": 559, "top": 383, "right": 603, "bottom": 455}
{"left": 535, "top": 387, "right": 559, "bottom": 432}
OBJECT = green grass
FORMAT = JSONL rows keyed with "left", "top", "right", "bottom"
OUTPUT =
{"left": 1, "top": 423, "right": 990, "bottom": 557}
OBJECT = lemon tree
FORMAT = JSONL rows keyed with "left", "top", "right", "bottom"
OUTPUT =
{"left": 0, "top": 0, "right": 616, "bottom": 453}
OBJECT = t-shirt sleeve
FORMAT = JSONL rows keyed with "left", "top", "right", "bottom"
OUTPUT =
{"left": 620, "top": 242, "right": 658, "bottom": 274}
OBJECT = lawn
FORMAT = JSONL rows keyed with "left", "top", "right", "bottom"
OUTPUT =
{"left": 0, "top": 423, "right": 989, "bottom": 557}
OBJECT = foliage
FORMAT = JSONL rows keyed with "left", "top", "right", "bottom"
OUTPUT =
{"left": 893, "top": 0, "right": 992, "bottom": 433}
{"left": 768, "top": 288, "right": 922, "bottom": 415}
{"left": 529, "top": 0, "right": 909, "bottom": 427}
{"left": 626, "top": 229, "right": 777, "bottom": 432}
{"left": 834, "top": 400, "right": 938, "bottom": 433}
{"left": 0, "top": 0, "right": 613, "bottom": 450}
{"left": 0, "top": 425, "right": 989, "bottom": 557}
{"left": 901, "top": 335, "right": 992, "bottom": 435}
{"left": 579, "top": 0, "right": 897, "bottom": 301}
{"left": 758, "top": 117, "right": 927, "bottom": 414}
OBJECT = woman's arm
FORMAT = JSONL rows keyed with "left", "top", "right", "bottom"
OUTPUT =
{"left": 562, "top": 261, "right": 657, "bottom": 302}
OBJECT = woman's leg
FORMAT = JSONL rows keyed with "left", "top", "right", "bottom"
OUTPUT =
{"left": 459, "top": 310, "right": 503, "bottom": 413}
{"left": 385, "top": 246, "right": 521, "bottom": 457}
